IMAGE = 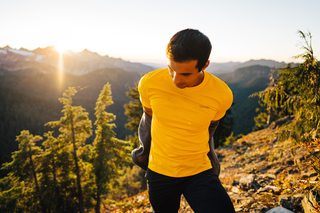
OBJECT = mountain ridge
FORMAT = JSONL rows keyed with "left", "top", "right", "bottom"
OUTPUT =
{"left": 0, "top": 46, "right": 154, "bottom": 75}
{"left": 207, "top": 59, "right": 299, "bottom": 74}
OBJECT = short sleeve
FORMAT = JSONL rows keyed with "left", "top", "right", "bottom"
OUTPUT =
{"left": 138, "top": 74, "right": 152, "bottom": 108}
{"left": 214, "top": 86, "right": 233, "bottom": 121}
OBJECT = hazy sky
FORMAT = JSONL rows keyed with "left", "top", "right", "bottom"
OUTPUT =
{"left": 1, "top": 0, "right": 319, "bottom": 64}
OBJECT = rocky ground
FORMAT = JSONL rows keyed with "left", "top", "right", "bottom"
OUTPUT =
{"left": 103, "top": 119, "right": 319, "bottom": 213}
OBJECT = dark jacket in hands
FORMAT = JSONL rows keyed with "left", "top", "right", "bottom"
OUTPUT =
{"left": 131, "top": 112, "right": 221, "bottom": 177}
{"left": 131, "top": 112, "right": 152, "bottom": 171}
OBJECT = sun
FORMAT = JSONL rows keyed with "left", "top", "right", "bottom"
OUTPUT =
{"left": 54, "top": 43, "right": 67, "bottom": 54}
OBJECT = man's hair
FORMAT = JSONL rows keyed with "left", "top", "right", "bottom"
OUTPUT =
{"left": 166, "top": 29, "right": 212, "bottom": 72}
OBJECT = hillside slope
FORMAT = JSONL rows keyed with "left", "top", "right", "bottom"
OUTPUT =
{"left": 108, "top": 118, "right": 316, "bottom": 212}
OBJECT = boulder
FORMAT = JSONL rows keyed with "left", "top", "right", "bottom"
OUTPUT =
{"left": 302, "top": 188, "right": 319, "bottom": 213}
{"left": 265, "top": 206, "right": 294, "bottom": 213}
{"left": 279, "top": 195, "right": 293, "bottom": 210}
{"left": 239, "top": 174, "right": 260, "bottom": 191}
{"left": 278, "top": 194, "right": 303, "bottom": 211}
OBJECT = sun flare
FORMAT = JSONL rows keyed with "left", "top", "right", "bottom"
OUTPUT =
{"left": 54, "top": 44, "right": 66, "bottom": 54}
{"left": 56, "top": 43, "right": 64, "bottom": 90}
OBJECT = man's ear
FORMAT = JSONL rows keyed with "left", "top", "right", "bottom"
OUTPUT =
{"left": 202, "top": 60, "right": 210, "bottom": 71}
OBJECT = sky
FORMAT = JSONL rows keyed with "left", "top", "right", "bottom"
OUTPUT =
{"left": 1, "top": 0, "right": 320, "bottom": 64}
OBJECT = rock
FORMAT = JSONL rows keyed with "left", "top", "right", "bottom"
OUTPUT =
{"left": 293, "top": 150, "right": 306, "bottom": 169}
{"left": 310, "top": 176, "right": 319, "bottom": 181}
{"left": 301, "top": 171, "right": 318, "bottom": 179}
{"left": 240, "top": 197, "right": 254, "bottom": 207}
{"left": 240, "top": 141, "right": 253, "bottom": 147}
{"left": 233, "top": 204, "right": 244, "bottom": 212}
{"left": 288, "top": 168, "right": 299, "bottom": 174}
{"left": 268, "top": 166, "right": 286, "bottom": 176}
{"left": 292, "top": 194, "right": 305, "bottom": 212}
{"left": 269, "top": 116, "right": 294, "bottom": 129}
{"left": 285, "top": 159, "right": 294, "bottom": 166}
{"left": 257, "top": 185, "right": 280, "bottom": 195}
{"left": 278, "top": 194, "right": 303, "bottom": 211}
{"left": 231, "top": 186, "right": 240, "bottom": 193}
{"left": 256, "top": 174, "right": 276, "bottom": 186}
{"left": 279, "top": 195, "right": 293, "bottom": 210}
{"left": 249, "top": 202, "right": 268, "bottom": 212}
{"left": 302, "top": 188, "right": 319, "bottom": 213}
{"left": 256, "top": 162, "right": 273, "bottom": 174}
{"left": 239, "top": 174, "right": 260, "bottom": 191}
{"left": 265, "top": 206, "right": 294, "bottom": 213}
{"left": 232, "top": 179, "right": 239, "bottom": 186}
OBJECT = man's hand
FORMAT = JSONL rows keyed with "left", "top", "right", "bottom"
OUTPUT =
{"left": 144, "top": 106, "right": 153, "bottom": 117}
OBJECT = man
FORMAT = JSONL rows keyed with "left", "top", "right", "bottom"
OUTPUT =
{"left": 132, "top": 29, "right": 235, "bottom": 213}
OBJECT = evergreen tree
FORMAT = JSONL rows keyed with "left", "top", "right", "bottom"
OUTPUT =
{"left": 252, "top": 68, "right": 288, "bottom": 130}
{"left": 124, "top": 82, "right": 143, "bottom": 149}
{"left": 0, "top": 131, "right": 45, "bottom": 212}
{"left": 92, "top": 83, "right": 131, "bottom": 213}
{"left": 254, "top": 31, "right": 320, "bottom": 171}
{"left": 38, "top": 131, "right": 77, "bottom": 213}
{"left": 37, "top": 131, "right": 59, "bottom": 213}
{"left": 46, "top": 87, "right": 92, "bottom": 213}
{"left": 123, "top": 80, "right": 150, "bottom": 192}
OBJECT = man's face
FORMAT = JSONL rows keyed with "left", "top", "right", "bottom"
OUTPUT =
{"left": 167, "top": 59, "right": 204, "bottom": 89}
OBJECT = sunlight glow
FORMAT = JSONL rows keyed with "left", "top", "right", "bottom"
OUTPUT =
{"left": 58, "top": 49, "right": 63, "bottom": 90}
{"left": 54, "top": 44, "right": 67, "bottom": 54}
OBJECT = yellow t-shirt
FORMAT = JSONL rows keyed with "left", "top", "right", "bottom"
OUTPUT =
{"left": 138, "top": 68, "right": 233, "bottom": 177}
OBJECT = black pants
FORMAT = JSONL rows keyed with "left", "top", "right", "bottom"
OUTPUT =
{"left": 146, "top": 169, "right": 235, "bottom": 213}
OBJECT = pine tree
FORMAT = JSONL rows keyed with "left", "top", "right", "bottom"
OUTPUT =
{"left": 92, "top": 83, "right": 131, "bottom": 213}
{"left": 0, "top": 130, "right": 45, "bottom": 212}
{"left": 38, "top": 131, "right": 76, "bottom": 213}
{"left": 254, "top": 31, "right": 320, "bottom": 171}
{"left": 46, "top": 87, "right": 92, "bottom": 213}
{"left": 124, "top": 82, "right": 143, "bottom": 149}
{"left": 252, "top": 68, "right": 289, "bottom": 130}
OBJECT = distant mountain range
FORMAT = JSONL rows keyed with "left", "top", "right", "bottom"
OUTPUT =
{"left": 0, "top": 45, "right": 300, "bottom": 76}
{"left": 0, "top": 46, "right": 154, "bottom": 75}
{"left": 207, "top": 59, "right": 299, "bottom": 74}
{"left": 140, "top": 59, "right": 299, "bottom": 74}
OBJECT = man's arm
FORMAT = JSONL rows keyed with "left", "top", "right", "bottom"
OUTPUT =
{"left": 207, "top": 120, "right": 221, "bottom": 177}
